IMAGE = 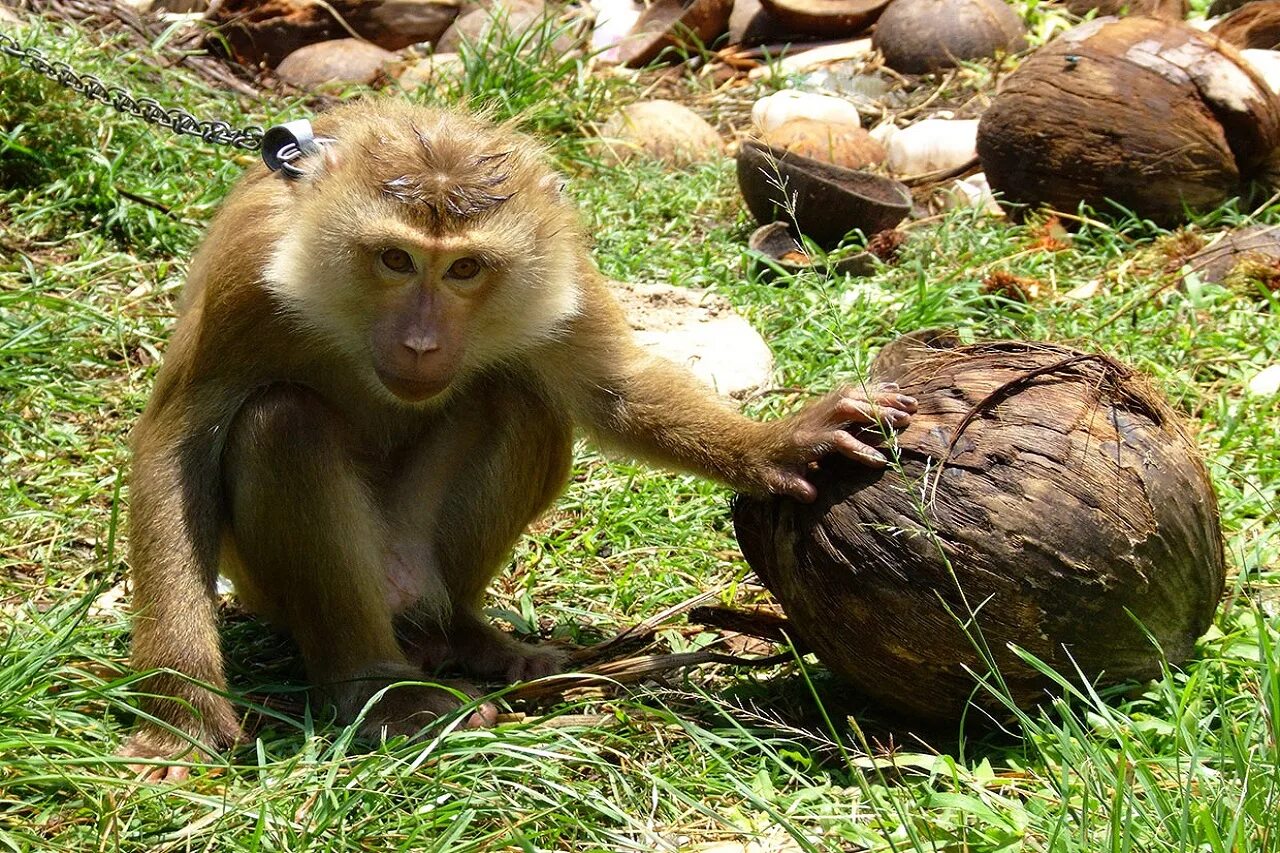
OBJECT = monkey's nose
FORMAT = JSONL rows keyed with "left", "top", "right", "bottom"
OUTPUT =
{"left": 401, "top": 333, "right": 440, "bottom": 356}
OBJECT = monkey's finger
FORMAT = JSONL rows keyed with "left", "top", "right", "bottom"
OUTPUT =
{"left": 466, "top": 701, "right": 500, "bottom": 729}
{"left": 127, "top": 761, "right": 190, "bottom": 783}
{"left": 834, "top": 398, "right": 914, "bottom": 428}
{"left": 831, "top": 432, "right": 889, "bottom": 468}
{"left": 875, "top": 392, "right": 918, "bottom": 415}
{"left": 767, "top": 470, "right": 818, "bottom": 503}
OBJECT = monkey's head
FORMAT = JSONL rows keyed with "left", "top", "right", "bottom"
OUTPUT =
{"left": 264, "top": 102, "right": 584, "bottom": 404}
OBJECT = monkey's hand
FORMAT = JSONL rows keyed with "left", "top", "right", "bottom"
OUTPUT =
{"left": 757, "top": 383, "right": 916, "bottom": 503}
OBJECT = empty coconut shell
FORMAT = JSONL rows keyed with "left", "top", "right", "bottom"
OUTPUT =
{"left": 733, "top": 337, "right": 1225, "bottom": 720}
{"left": 737, "top": 140, "right": 911, "bottom": 248}
{"left": 747, "top": 221, "right": 877, "bottom": 279}
{"left": 759, "top": 119, "right": 887, "bottom": 170}
{"left": 614, "top": 0, "right": 733, "bottom": 66}
{"left": 977, "top": 17, "right": 1280, "bottom": 225}
{"left": 729, "top": 0, "right": 826, "bottom": 46}
{"left": 756, "top": 0, "right": 891, "bottom": 36}
{"left": 1212, "top": 1, "right": 1280, "bottom": 51}
{"left": 872, "top": 0, "right": 1028, "bottom": 74}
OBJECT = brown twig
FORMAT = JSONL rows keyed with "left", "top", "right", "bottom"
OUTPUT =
{"left": 900, "top": 156, "right": 981, "bottom": 188}
{"left": 569, "top": 586, "right": 726, "bottom": 665}
{"left": 508, "top": 648, "right": 797, "bottom": 702}
{"left": 688, "top": 604, "right": 801, "bottom": 649}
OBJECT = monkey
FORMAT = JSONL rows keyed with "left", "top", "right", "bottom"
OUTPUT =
{"left": 120, "top": 100, "right": 917, "bottom": 781}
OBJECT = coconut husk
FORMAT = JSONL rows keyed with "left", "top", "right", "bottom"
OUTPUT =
{"left": 1186, "top": 224, "right": 1280, "bottom": 282}
{"left": 977, "top": 17, "right": 1280, "bottom": 225}
{"left": 1212, "top": 0, "right": 1280, "bottom": 50}
{"left": 733, "top": 337, "right": 1226, "bottom": 720}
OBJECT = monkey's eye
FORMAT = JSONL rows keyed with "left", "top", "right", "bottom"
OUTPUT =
{"left": 446, "top": 257, "right": 482, "bottom": 280}
{"left": 379, "top": 248, "right": 416, "bottom": 274}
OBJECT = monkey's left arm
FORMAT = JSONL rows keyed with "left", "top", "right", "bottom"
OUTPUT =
{"left": 548, "top": 285, "right": 915, "bottom": 504}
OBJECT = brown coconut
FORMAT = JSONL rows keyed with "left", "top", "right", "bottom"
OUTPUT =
{"left": 207, "top": 0, "right": 459, "bottom": 68}
{"left": 1212, "top": 1, "right": 1280, "bottom": 51}
{"left": 759, "top": 120, "right": 887, "bottom": 170}
{"left": 872, "top": 0, "right": 1028, "bottom": 74}
{"left": 733, "top": 337, "right": 1225, "bottom": 720}
{"left": 1064, "top": 0, "right": 1187, "bottom": 20}
{"left": 977, "top": 17, "right": 1280, "bottom": 226}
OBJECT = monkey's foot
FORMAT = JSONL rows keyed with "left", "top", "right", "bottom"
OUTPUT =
{"left": 410, "top": 618, "right": 570, "bottom": 684}
{"left": 118, "top": 721, "right": 241, "bottom": 783}
{"left": 330, "top": 664, "right": 498, "bottom": 742}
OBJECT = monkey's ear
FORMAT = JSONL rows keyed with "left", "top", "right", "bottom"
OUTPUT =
{"left": 293, "top": 145, "right": 342, "bottom": 182}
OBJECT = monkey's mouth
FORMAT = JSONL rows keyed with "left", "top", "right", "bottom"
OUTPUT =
{"left": 375, "top": 369, "right": 449, "bottom": 402}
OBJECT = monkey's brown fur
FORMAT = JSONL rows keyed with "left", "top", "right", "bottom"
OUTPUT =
{"left": 123, "top": 101, "right": 914, "bottom": 780}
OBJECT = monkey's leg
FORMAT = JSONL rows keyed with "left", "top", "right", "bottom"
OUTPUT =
{"left": 396, "top": 379, "right": 575, "bottom": 683}
{"left": 122, "top": 405, "right": 244, "bottom": 782}
{"left": 224, "top": 385, "right": 493, "bottom": 739}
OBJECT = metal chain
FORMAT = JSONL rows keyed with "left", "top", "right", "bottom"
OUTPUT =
{"left": 0, "top": 31, "right": 264, "bottom": 151}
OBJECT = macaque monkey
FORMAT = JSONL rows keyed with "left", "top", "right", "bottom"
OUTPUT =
{"left": 122, "top": 100, "right": 916, "bottom": 780}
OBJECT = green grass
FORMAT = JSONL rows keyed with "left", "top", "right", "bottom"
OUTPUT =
{"left": 2, "top": 13, "right": 1278, "bottom": 853}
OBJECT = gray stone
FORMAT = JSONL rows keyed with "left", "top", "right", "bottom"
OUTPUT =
{"left": 609, "top": 279, "right": 774, "bottom": 398}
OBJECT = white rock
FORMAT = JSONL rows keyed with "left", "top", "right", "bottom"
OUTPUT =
{"left": 1248, "top": 363, "right": 1280, "bottom": 396}
{"left": 868, "top": 122, "right": 898, "bottom": 146}
{"left": 751, "top": 90, "right": 861, "bottom": 134}
{"left": 1064, "top": 279, "right": 1101, "bottom": 299}
{"left": 394, "top": 52, "right": 465, "bottom": 91}
{"left": 748, "top": 38, "right": 874, "bottom": 79}
{"left": 1243, "top": 49, "right": 1280, "bottom": 94}
{"left": 885, "top": 118, "right": 979, "bottom": 177}
{"left": 590, "top": 0, "right": 643, "bottom": 63}
{"left": 938, "top": 171, "right": 1001, "bottom": 214}
{"left": 609, "top": 280, "right": 773, "bottom": 398}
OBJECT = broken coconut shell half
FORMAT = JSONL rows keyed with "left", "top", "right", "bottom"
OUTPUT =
{"left": 733, "top": 336, "right": 1226, "bottom": 721}
{"left": 756, "top": 0, "right": 891, "bottom": 36}
{"left": 614, "top": 0, "right": 734, "bottom": 67}
{"left": 737, "top": 140, "right": 912, "bottom": 249}
{"left": 977, "top": 17, "right": 1280, "bottom": 225}
{"left": 747, "top": 222, "right": 878, "bottom": 280}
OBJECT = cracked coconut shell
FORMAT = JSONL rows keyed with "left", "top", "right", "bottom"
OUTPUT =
{"left": 733, "top": 337, "right": 1225, "bottom": 720}
{"left": 976, "top": 17, "right": 1280, "bottom": 225}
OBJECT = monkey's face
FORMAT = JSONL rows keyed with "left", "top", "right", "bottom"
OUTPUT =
{"left": 363, "top": 242, "right": 488, "bottom": 402}
{"left": 263, "top": 104, "right": 584, "bottom": 405}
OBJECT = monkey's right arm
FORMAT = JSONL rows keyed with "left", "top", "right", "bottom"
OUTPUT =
{"left": 120, "top": 304, "right": 253, "bottom": 780}
{"left": 550, "top": 278, "right": 915, "bottom": 503}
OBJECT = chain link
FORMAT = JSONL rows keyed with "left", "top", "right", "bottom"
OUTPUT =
{"left": 0, "top": 31, "right": 264, "bottom": 151}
